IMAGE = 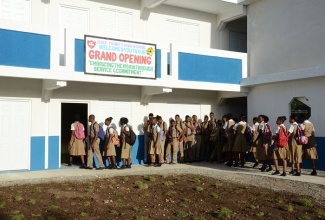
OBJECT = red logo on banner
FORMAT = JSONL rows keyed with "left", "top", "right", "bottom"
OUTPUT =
{"left": 87, "top": 40, "right": 96, "bottom": 49}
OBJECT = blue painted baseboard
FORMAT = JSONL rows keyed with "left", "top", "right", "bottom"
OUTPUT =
{"left": 30, "top": 136, "right": 45, "bottom": 171}
{"left": 48, "top": 136, "right": 60, "bottom": 169}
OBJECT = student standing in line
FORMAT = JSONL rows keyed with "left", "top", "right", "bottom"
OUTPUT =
{"left": 184, "top": 115, "right": 195, "bottom": 163}
{"left": 165, "top": 119, "right": 183, "bottom": 164}
{"left": 144, "top": 113, "right": 154, "bottom": 164}
{"left": 223, "top": 113, "right": 236, "bottom": 167}
{"left": 233, "top": 115, "right": 249, "bottom": 167}
{"left": 68, "top": 115, "right": 86, "bottom": 168}
{"left": 251, "top": 117, "right": 259, "bottom": 168}
{"left": 192, "top": 115, "right": 202, "bottom": 162}
{"left": 200, "top": 115, "right": 210, "bottom": 161}
{"left": 86, "top": 114, "right": 105, "bottom": 170}
{"left": 208, "top": 112, "right": 217, "bottom": 161}
{"left": 288, "top": 115, "right": 302, "bottom": 176}
{"left": 175, "top": 114, "right": 185, "bottom": 163}
{"left": 255, "top": 115, "right": 273, "bottom": 172}
{"left": 301, "top": 115, "right": 318, "bottom": 176}
{"left": 271, "top": 116, "right": 288, "bottom": 176}
{"left": 209, "top": 120, "right": 223, "bottom": 163}
{"left": 157, "top": 115, "right": 167, "bottom": 164}
{"left": 103, "top": 117, "right": 118, "bottom": 169}
{"left": 120, "top": 117, "right": 132, "bottom": 169}
{"left": 148, "top": 117, "right": 162, "bottom": 167}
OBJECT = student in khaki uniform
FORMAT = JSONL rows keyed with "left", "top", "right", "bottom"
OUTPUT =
{"left": 148, "top": 117, "right": 162, "bottom": 167}
{"left": 68, "top": 115, "right": 86, "bottom": 168}
{"left": 157, "top": 115, "right": 167, "bottom": 163}
{"left": 222, "top": 113, "right": 236, "bottom": 167}
{"left": 210, "top": 120, "right": 223, "bottom": 163}
{"left": 288, "top": 115, "right": 303, "bottom": 176}
{"left": 208, "top": 112, "right": 221, "bottom": 162}
{"left": 200, "top": 115, "right": 209, "bottom": 161}
{"left": 184, "top": 115, "right": 195, "bottom": 163}
{"left": 103, "top": 117, "right": 118, "bottom": 169}
{"left": 144, "top": 113, "right": 154, "bottom": 164}
{"left": 251, "top": 117, "right": 259, "bottom": 168}
{"left": 175, "top": 114, "right": 185, "bottom": 163}
{"left": 233, "top": 115, "right": 249, "bottom": 167}
{"left": 192, "top": 115, "right": 202, "bottom": 162}
{"left": 120, "top": 117, "right": 132, "bottom": 169}
{"left": 87, "top": 114, "right": 105, "bottom": 170}
{"left": 165, "top": 119, "right": 183, "bottom": 164}
{"left": 301, "top": 115, "right": 318, "bottom": 176}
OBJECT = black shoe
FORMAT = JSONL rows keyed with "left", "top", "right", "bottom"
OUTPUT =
{"left": 272, "top": 170, "right": 280, "bottom": 175}
{"left": 267, "top": 166, "right": 273, "bottom": 172}
{"left": 126, "top": 164, "right": 131, "bottom": 169}
{"left": 85, "top": 167, "right": 93, "bottom": 170}
{"left": 233, "top": 163, "right": 239, "bottom": 167}
{"left": 289, "top": 170, "right": 295, "bottom": 175}
{"left": 79, "top": 164, "right": 87, "bottom": 169}
{"left": 226, "top": 162, "right": 233, "bottom": 167}
{"left": 120, "top": 165, "right": 126, "bottom": 169}
{"left": 253, "top": 162, "right": 259, "bottom": 168}
{"left": 96, "top": 167, "right": 105, "bottom": 170}
{"left": 310, "top": 170, "right": 317, "bottom": 176}
{"left": 294, "top": 172, "right": 301, "bottom": 176}
{"left": 260, "top": 164, "right": 267, "bottom": 172}
{"left": 280, "top": 172, "right": 286, "bottom": 176}
{"left": 112, "top": 165, "right": 117, "bottom": 169}
{"left": 155, "top": 163, "right": 162, "bottom": 167}
{"left": 147, "top": 163, "right": 154, "bottom": 167}
{"left": 68, "top": 162, "right": 72, "bottom": 166}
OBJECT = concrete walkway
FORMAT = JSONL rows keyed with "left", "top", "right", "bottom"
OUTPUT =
{"left": 0, "top": 162, "right": 324, "bottom": 186}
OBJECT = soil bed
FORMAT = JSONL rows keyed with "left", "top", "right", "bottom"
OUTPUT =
{"left": 0, "top": 174, "right": 324, "bottom": 220}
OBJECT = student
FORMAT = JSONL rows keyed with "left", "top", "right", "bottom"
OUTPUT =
{"left": 103, "top": 117, "right": 117, "bottom": 169}
{"left": 208, "top": 112, "right": 217, "bottom": 162}
{"left": 68, "top": 115, "right": 86, "bottom": 168}
{"left": 223, "top": 113, "right": 236, "bottom": 167}
{"left": 288, "top": 115, "right": 302, "bottom": 176}
{"left": 120, "top": 117, "right": 132, "bottom": 169}
{"left": 157, "top": 115, "right": 167, "bottom": 164}
{"left": 271, "top": 116, "right": 288, "bottom": 176}
{"left": 192, "top": 115, "right": 202, "bottom": 162}
{"left": 175, "top": 114, "right": 185, "bottom": 163}
{"left": 87, "top": 114, "right": 105, "bottom": 170}
{"left": 209, "top": 120, "right": 223, "bottom": 163}
{"left": 251, "top": 117, "right": 259, "bottom": 168}
{"left": 233, "top": 115, "right": 249, "bottom": 167}
{"left": 144, "top": 113, "right": 154, "bottom": 164}
{"left": 254, "top": 115, "right": 273, "bottom": 172}
{"left": 184, "top": 115, "right": 195, "bottom": 163}
{"left": 165, "top": 119, "right": 183, "bottom": 164}
{"left": 301, "top": 115, "right": 318, "bottom": 176}
{"left": 148, "top": 117, "right": 162, "bottom": 167}
{"left": 200, "top": 115, "right": 209, "bottom": 161}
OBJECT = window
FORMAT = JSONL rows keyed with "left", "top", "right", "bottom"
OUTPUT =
{"left": 100, "top": 8, "right": 133, "bottom": 39}
{"left": 290, "top": 98, "right": 311, "bottom": 123}
{"left": 0, "top": 0, "right": 30, "bottom": 23}
{"left": 165, "top": 19, "right": 199, "bottom": 47}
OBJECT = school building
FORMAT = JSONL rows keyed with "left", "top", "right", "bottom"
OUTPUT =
{"left": 0, "top": 0, "right": 324, "bottom": 171}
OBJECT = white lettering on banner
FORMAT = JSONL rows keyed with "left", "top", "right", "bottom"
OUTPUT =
{"left": 85, "top": 35, "right": 156, "bottom": 79}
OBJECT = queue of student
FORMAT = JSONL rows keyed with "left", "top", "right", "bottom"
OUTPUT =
{"left": 68, "top": 112, "right": 319, "bottom": 176}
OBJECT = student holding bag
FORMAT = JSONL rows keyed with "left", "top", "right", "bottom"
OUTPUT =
{"left": 103, "top": 117, "right": 119, "bottom": 169}
{"left": 68, "top": 115, "right": 86, "bottom": 168}
{"left": 288, "top": 115, "right": 303, "bottom": 176}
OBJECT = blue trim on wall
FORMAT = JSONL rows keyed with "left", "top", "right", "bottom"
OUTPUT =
{"left": 75, "top": 39, "right": 84, "bottom": 72}
{"left": 30, "top": 137, "right": 45, "bottom": 171}
{"left": 48, "top": 136, "right": 60, "bottom": 169}
{"left": 178, "top": 52, "right": 242, "bottom": 84}
{"left": 156, "top": 49, "right": 161, "bottom": 78}
{"left": 0, "top": 29, "right": 50, "bottom": 69}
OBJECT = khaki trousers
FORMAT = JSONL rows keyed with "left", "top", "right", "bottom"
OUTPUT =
{"left": 87, "top": 138, "right": 105, "bottom": 168}
{"left": 165, "top": 139, "right": 178, "bottom": 164}
{"left": 179, "top": 140, "right": 184, "bottom": 158}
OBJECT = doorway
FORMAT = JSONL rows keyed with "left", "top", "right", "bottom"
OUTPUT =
{"left": 61, "top": 103, "right": 88, "bottom": 165}
{"left": 218, "top": 97, "right": 247, "bottom": 120}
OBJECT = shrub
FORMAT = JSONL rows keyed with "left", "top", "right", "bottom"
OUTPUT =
{"left": 211, "top": 193, "right": 219, "bottom": 199}
{"left": 166, "top": 190, "right": 177, "bottom": 196}
{"left": 83, "top": 201, "right": 91, "bottom": 207}
{"left": 216, "top": 207, "right": 231, "bottom": 219}
{"left": 271, "top": 198, "right": 283, "bottom": 204}
{"left": 164, "top": 181, "right": 174, "bottom": 186}
{"left": 28, "top": 199, "right": 36, "bottom": 205}
{"left": 233, "top": 189, "right": 243, "bottom": 194}
{"left": 14, "top": 196, "right": 23, "bottom": 202}
{"left": 176, "top": 211, "right": 188, "bottom": 218}
{"left": 195, "top": 187, "right": 204, "bottom": 192}
{"left": 300, "top": 199, "right": 312, "bottom": 207}
{"left": 182, "top": 198, "right": 191, "bottom": 203}
{"left": 144, "top": 176, "right": 156, "bottom": 182}
{"left": 0, "top": 201, "right": 6, "bottom": 208}
{"left": 80, "top": 212, "right": 89, "bottom": 217}
{"left": 256, "top": 212, "right": 264, "bottom": 217}
{"left": 284, "top": 204, "right": 294, "bottom": 212}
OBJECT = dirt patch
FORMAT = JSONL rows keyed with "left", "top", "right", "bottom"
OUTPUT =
{"left": 0, "top": 174, "right": 324, "bottom": 220}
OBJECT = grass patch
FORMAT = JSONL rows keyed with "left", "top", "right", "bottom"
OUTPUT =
{"left": 86, "top": 185, "right": 94, "bottom": 193}
{"left": 260, "top": 191, "right": 269, "bottom": 195}
{"left": 32, "top": 187, "right": 42, "bottom": 193}
{"left": 80, "top": 212, "right": 89, "bottom": 217}
{"left": 135, "top": 216, "right": 147, "bottom": 220}
{"left": 316, "top": 208, "right": 325, "bottom": 216}
{"left": 175, "top": 211, "right": 188, "bottom": 218}
{"left": 216, "top": 207, "right": 232, "bottom": 219}
{"left": 195, "top": 187, "right": 204, "bottom": 192}
{"left": 133, "top": 207, "right": 142, "bottom": 213}
{"left": 250, "top": 205, "right": 259, "bottom": 210}
{"left": 28, "top": 199, "right": 36, "bottom": 205}
{"left": 83, "top": 201, "right": 91, "bottom": 207}
{"left": 233, "top": 189, "right": 243, "bottom": 194}
{"left": 284, "top": 204, "right": 294, "bottom": 212}
{"left": 0, "top": 201, "right": 6, "bottom": 208}
{"left": 182, "top": 198, "right": 191, "bottom": 203}
{"left": 211, "top": 193, "right": 219, "bottom": 199}
{"left": 134, "top": 181, "right": 149, "bottom": 190}
{"left": 193, "top": 217, "right": 206, "bottom": 220}
{"left": 194, "top": 177, "right": 201, "bottom": 183}
{"left": 53, "top": 193, "right": 60, "bottom": 199}
{"left": 256, "top": 212, "right": 264, "bottom": 217}
{"left": 14, "top": 196, "right": 23, "bottom": 202}
{"left": 271, "top": 198, "right": 283, "bottom": 204}
{"left": 300, "top": 199, "right": 312, "bottom": 207}
{"left": 110, "top": 210, "right": 118, "bottom": 215}
{"left": 165, "top": 190, "right": 177, "bottom": 196}
{"left": 180, "top": 203, "right": 188, "bottom": 208}
{"left": 117, "top": 203, "right": 125, "bottom": 208}
{"left": 144, "top": 175, "right": 156, "bottom": 182}
{"left": 241, "top": 185, "right": 249, "bottom": 189}
{"left": 163, "top": 181, "right": 174, "bottom": 186}
{"left": 123, "top": 177, "right": 129, "bottom": 182}
{"left": 237, "top": 200, "right": 247, "bottom": 204}
{"left": 116, "top": 192, "right": 124, "bottom": 197}
{"left": 215, "top": 183, "right": 223, "bottom": 188}
{"left": 48, "top": 205, "right": 59, "bottom": 210}
{"left": 46, "top": 216, "right": 56, "bottom": 220}
{"left": 11, "top": 214, "right": 24, "bottom": 220}
{"left": 107, "top": 184, "right": 114, "bottom": 189}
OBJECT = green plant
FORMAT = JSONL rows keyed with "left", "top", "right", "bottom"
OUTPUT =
{"left": 271, "top": 198, "right": 283, "bottom": 204}
{"left": 316, "top": 208, "right": 325, "bottom": 216}
{"left": 53, "top": 193, "right": 60, "bottom": 199}
{"left": 215, "top": 183, "right": 223, "bottom": 188}
{"left": 182, "top": 198, "right": 191, "bottom": 203}
{"left": 237, "top": 200, "right": 247, "bottom": 204}
{"left": 46, "top": 216, "right": 56, "bottom": 220}
{"left": 0, "top": 201, "right": 6, "bottom": 208}
{"left": 110, "top": 179, "right": 117, "bottom": 184}
{"left": 83, "top": 201, "right": 91, "bottom": 207}
{"left": 284, "top": 204, "right": 294, "bottom": 212}
{"left": 260, "top": 191, "right": 269, "bottom": 195}
{"left": 142, "top": 192, "right": 150, "bottom": 197}
{"left": 11, "top": 214, "right": 24, "bottom": 220}
{"left": 242, "top": 185, "right": 249, "bottom": 189}
{"left": 233, "top": 189, "right": 243, "bottom": 194}
{"left": 300, "top": 199, "right": 312, "bottom": 207}
{"left": 216, "top": 207, "right": 231, "bottom": 219}
{"left": 48, "top": 205, "right": 59, "bottom": 209}
{"left": 28, "top": 199, "right": 36, "bottom": 205}
{"left": 133, "top": 207, "right": 143, "bottom": 213}
{"left": 164, "top": 181, "right": 174, "bottom": 186}
{"left": 256, "top": 212, "right": 264, "bottom": 217}
{"left": 14, "top": 196, "right": 23, "bottom": 201}
{"left": 33, "top": 187, "right": 42, "bottom": 193}
{"left": 166, "top": 190, "right": 177, "bottom": 196}
{"left": 194, "top": 177, "right": 201, "bottom": 183}
{"left": 144, "top": 175, "right": 156, "bottom": 182}
{"left": 161, "top": 174, "right": 168, "bottom": 178}
{"left": 179, "top": 203, "right": 188, "bottom": 208}
{"left": 298, "top": 216, "right": 311, "bottom": 220}
{"left": 110, "top": 210, "right": 118, "bottom": 215}
{"left": 116, "top": 192, "right": 124, "bottom": 197}
{"left": 195, "top": 187, "right": 204, "bottom": 192}
{"left": 107, "top": 184, "right": 114, "bottom": 189}
{"left": 123, "top": 177, "right": 129, "bottom": 182}
{"left": 117, "top": 203, "right": 125, "bottom": 208}
{"left": 86, "top": 185, "right": 94, "bottom": 193}
{"left": 137, "top": 183, "right": 149, "bottom": 190}
{"left": 193, "top": 217, "right": 206, "bottom": 220}
{"left": 135, "top": 216, "right": 147, "bottom": 220}
{"left": 250, "top": 205, "right": 259, "bottom": 210}
{"left": 80, "top": 212, "right": 89, "bottom": 217}
{"left": 12, "top": 210, "right": 20, "bottom": 215}
{"left": 211, "top": 193, "right": 219, "bottom": 199}
{"left": 176, "top": 211, "right": 188, "bottom": 218}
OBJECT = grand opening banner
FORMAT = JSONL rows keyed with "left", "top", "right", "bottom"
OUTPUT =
{"left": 85, "top": 35, "right": 156, "bottom": 79}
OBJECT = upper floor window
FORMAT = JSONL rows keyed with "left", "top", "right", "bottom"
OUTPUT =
{"left": 100, "top": 8, "right": 133, "bottom": 39}
{"left": 165, "top": 19, "right": 199, "bottom": 47}
{"left": 0, "top": 0, "right": 30, "bottom": 23}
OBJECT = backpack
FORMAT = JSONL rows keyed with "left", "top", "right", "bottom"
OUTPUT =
{"left": 108, "top": 127, "right": 120, "bottom": 147}
{"left": 263, "top": 123, "right": 273, "bottom": 143}
{"left": 277, "top": 126, "right": 288, "bottom": 148}
{"left": 93, "top": 122, "right": 105, "bottom": 141}
{"left": 245, "top": 124, "right": 253, "bottom": 144}
{"left": 75, "top": 122, "right": 85, "bottom": 140}
{"left": 125, "top": 125, "right": 137, "bottom": 145}
{"left": 295, "top": 125, "right": 308, "bottom": 145}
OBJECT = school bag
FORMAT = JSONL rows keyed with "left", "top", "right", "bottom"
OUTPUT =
{"left": 75, "top": 122, "right": 85, "bottom": 140}
{"left": 93, "top": 122, "right": 105, "bottom": 141}
{"left": 245, "top": 124, "right": 253, "bottom": 144}
{"left": 277, "top": 126, "right": 288, "bottom": 148}
{"left": 295, "top": 125, "right": 308, "bottom": 145}
{"left": 125, "top": 125, "right": 137, "bottom": 145}
{"left": 109, "top": 127, "right": 120, "bottom": 147}
{"left": 263, "top": 123, "right": 273, "bottom": 143}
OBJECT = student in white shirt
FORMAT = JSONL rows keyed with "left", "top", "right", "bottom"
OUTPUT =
{"left": 251, "top": 117, "right": 260, "bottom": 168}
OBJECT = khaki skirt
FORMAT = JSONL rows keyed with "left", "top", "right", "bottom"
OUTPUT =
{"left": 256, "top": 138, "right": 270, "bottom": 161}
{"left": 233, "top": 133, "right": 249, "bottom": 153}
{"left": 103, "top": 141, "right": 116, "bottom": 157}
{"left": 288, "top": 138, "right": 302, "bottom": 163}
{"left": 69, "top": 139, "right": 86, "bottom": 156}
{"left": 271, "top": 145, "right": 288, "bottom": 160}
{"left": 121, "top": 141, "right": 131, "bottom": 159}
{"left": 303, "top": 146, "right": 318, "bottom": 160}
